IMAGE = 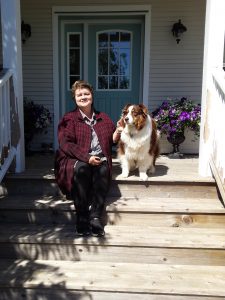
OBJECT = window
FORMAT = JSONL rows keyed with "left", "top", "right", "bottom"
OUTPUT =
{"left": 68, "top": 33, "right": 81, "bottom": 89}
{"left": 97, "top": 31, "right": 131, "bottom": 90}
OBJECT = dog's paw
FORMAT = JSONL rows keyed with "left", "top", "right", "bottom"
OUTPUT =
{"left": 116, "top": 173, "right": 129, "bottom": 179}
{"left": 139, "top": 172, "right": 148, "bottom": 181}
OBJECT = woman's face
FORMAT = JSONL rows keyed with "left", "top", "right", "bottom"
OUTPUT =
{"left": 75, "top": 87, "right": 93, "bottom": 111}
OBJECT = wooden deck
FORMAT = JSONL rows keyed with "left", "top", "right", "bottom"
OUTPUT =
{"left": 1, "top": 153, "right": 225, "bottom": 299}
{"left": 22, "top": 153, "right": 214, "bottom": 183}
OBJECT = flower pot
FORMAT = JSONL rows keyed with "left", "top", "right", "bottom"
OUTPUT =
{"left": 167, "top": 132, "right": 185, "bottom": 156}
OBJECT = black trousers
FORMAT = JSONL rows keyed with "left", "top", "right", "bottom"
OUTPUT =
{"left": 71, "top": 161, "right": 110, "bottom": 221}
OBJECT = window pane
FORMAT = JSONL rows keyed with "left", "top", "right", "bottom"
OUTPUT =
{"left": 110, "top": 32, "right": 119, "bottom": 48}
{"left": 69, "top": 34, "right": 80, "bottom": 48}
{"left": 70, "top": 76, "right": 80, "bottom": 89}
{"left": 120, "top": 49, "right": 130, "bottom": 76}
{"left": 120, "top": 32, "right": 131, "bottom": 48}
{"left": 98, "top": 49, "right": 108, "bottom": 75}
{"left": 109, "top": 48, "right": 119, "bottom": 75}
{"left": 97, "top": 30, "right": 131, "bottom": 90}
{"left": 120, "top": 76, "right": 130, "bottom": 89}
{"left": 99, "top": 33, "right": 108, "bottom": 47}
{"left": 70, "top": 49, "right": 80, "bottom": 74}
{"left": 98, "top": 76, "right": 108, "bottom": 89}
{"left": 109, "top": 76, "right": 118, "bottom": 89}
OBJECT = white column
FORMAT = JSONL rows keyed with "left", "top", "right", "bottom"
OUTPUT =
{"left": 0, "top": 0, "right": 25, "bottom": 172}
{"left": 199, "top": 0, "right": 225, "bottom": 177}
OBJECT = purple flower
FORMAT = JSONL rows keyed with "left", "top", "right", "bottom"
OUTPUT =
{"left": 152, "top": 97, "right": 201, "bottom": 138}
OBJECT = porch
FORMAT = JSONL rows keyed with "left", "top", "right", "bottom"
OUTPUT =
{"left": 1, "top": 154, "right": 225, "bottom": 299}
{"left": 14, "top": 152, "right": 214, "bottom": 184}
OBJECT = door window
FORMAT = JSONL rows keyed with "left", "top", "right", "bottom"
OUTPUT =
{"left": 67, "top": 33, "right": 82, "bottom": 89}
{"left": 97, "top": 31, "right": 131, "bottom": 90}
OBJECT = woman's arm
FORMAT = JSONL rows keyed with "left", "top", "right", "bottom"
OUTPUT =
{"left": 57, "top": 114, "right": 91, "bottom": 162}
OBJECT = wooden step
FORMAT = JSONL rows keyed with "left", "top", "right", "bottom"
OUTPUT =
{"left": 0, "top": 192, "right": 224, "bottom": 225}
{"left": 0, "top": 288, "right": 223, "bottom": 300}
{"left": 3, "top": 194, "right": 221, "bottom": 227}
{"left": 0, "top": 223, "right": 225, "bottom": 250}
{"left": 0, "top": 259, "right": 225, "bottom": 297}
{"left": 2, "top": 240, "right": 225, "bottom": 264}
{"left": 1, "top": 225, "right": 225, "bottom": 263}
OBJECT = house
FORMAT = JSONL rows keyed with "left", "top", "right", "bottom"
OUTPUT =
{"left": 0, "top": 0, "right": 224, "bottom": 195}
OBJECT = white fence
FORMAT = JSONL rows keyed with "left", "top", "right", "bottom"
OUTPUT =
{"left": 0, "top": 69, "right": 17, "bottom": 182}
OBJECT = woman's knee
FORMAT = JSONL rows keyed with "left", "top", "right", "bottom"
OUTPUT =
{"left": 74, "top": 162, "right": 91, "bottom": 178}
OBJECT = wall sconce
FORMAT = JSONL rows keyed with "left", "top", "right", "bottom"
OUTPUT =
{"left": 171, "top": 19, "right": 187, "bottom": 44}
{"left": 21, "top": 21, "right": 31, "bottom": 44}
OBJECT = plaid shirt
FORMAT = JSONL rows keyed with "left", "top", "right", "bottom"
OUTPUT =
{"left": 54, "top": 108, "right": 116, "bottom": 195}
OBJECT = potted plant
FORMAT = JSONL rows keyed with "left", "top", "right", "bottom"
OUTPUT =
{"left": 152, "top": 97, "right": 201, "bottom": 155}
{"left": 24, "top": 97, "right": 52, "bottom": 154}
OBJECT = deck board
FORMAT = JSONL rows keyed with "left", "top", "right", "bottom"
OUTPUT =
{"left": 1, "top": 224, "right": 225, "bottom": 249}
{"left": 1, "top": 259, "right": 225, "bottom": 297}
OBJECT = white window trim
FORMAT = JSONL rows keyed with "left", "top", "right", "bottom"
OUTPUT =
{"left": 52, "top": 5, "right": 151, "bottom": 150}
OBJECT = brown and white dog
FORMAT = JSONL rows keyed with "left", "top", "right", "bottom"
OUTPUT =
{"left": 117, "top": 104, "right": 160, "bottom": 181}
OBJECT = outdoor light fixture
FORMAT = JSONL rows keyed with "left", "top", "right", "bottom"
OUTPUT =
{"left": 21, "top": 21, "right": 31, "bottom": 44}
{"left": 171, "top": 19, "right": 187, "bottom": 44}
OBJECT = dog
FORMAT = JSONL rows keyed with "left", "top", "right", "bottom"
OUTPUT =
{"left": 117, "top": 104, "right": 160, "bottom": 181}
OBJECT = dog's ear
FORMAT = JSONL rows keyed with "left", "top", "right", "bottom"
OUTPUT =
{"left": 138, "top": 104, "right": 149, "bottom": 116}
{"left": 123, "top": 103, "right": 131, "bottom": 111}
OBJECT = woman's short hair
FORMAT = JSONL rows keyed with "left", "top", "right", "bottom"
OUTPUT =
{"left": 71, "top": 80, "right": 94, "bottom": 99}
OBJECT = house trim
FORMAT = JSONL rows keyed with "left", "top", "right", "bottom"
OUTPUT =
{"left": 0, "top": 0, "right": 25, "bottom": 173}
{"left": 52, "top": 5, "right": 151, "bottom": 149}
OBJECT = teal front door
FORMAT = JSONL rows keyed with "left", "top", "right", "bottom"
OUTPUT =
{"left": 62, "top": 20, "right": 143, "bottom": 124}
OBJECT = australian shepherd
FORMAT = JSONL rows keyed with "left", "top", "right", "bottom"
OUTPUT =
{"left": 117, "top": 104, "right": 160, "bottom": 181}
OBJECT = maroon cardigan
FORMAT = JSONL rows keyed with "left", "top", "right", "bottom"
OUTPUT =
{"left": 54, "top": 108, "right": 116, "bottom": 196}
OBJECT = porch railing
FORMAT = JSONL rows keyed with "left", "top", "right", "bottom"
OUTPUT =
{"left": 0, "top": 69, "right": 17, "bottom": 182}
{"left": 209, "top": 68, "right": 225, "bottom": 199}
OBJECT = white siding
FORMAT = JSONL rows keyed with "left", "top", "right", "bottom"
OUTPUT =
{"left": 20, "top": 0, "right": 206, "bottom": 153}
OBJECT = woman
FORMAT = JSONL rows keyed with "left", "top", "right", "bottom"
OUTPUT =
{"left": 55, "top": 80, "right": 121, "bottom": 237}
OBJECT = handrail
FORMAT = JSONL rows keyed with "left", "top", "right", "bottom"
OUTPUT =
{"left": 0, "top": 69, "right": 17, "bottom": 182}
{"left": 0, "top": 69, "right": 13, "bottom": 88}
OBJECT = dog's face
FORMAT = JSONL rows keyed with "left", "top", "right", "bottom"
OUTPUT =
{"left": 121, "top": 104, "right": 149, "bottom": 130}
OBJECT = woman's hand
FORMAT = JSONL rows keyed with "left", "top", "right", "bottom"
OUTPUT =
{"left": 89, "top": 156, "right": 102, "bottom": 166}
{"left": 113, "top": 119, "right": 124, "bottom": 143}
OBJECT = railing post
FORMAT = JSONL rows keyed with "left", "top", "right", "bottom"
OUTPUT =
{"left": 199, "top": 0, "right": 225, "bottom": 177}
{"left": 0, "top": 0, "right": 25, "bottom": 172}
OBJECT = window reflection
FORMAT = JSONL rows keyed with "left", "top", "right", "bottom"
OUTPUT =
{"left": 120, "top": 49, "right": 130, "bottom": 76}
{"left": 98, "top": 49, "right": 108, "bottom": 75}
{"left": 120, "top": 76, "right": 130, "bottom": 89}
{"left": 70, "top": 49, "right": 80, "bottom": 74}
{"left": 98, "top": 33, "right": 108, "bottom": 47}
{"left": 109, "top": 76, "right": 118, "bottom": 89}
{"left": 98, "top": 76, "right": 108, "bottom": 89}
{"left": 97, "top": 31, "right": 131, "bottom": 90}
{"left": 109, "top": 49, "right": 119, "bottom": 75}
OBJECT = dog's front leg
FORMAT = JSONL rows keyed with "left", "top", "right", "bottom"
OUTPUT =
{"left": 138, "top": 162, "right": 149, "bottom": 181}
{"left": 118, "top": 155, "right": 130, "bottom": 178}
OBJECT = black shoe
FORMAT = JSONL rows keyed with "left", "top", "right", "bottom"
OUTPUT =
{"left": 90, "top": 217, "right": 105, "bottom": 237}
{"left": 76, "top": 218, "right": 90, "bottom": 236}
